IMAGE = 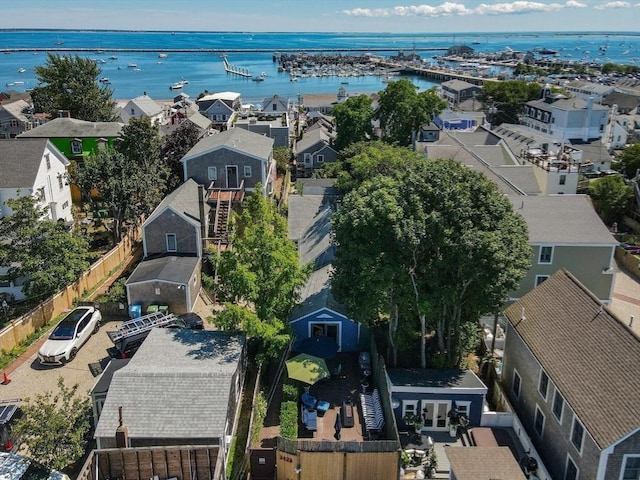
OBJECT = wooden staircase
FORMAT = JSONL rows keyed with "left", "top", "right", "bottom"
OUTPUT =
{"left": 212, "top": 198, "right": 231, "bottom": 244}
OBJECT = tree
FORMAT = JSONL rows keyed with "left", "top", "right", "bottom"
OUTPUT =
{"left": 589, "top": 175, "right": 633, "bottom": 225}
{"left": 616, "top": 144, "right": 640, "bottom": 179}
{"left": 214, "top": 187, "right": 312, "bottom": 360}
{"left": 332, "top": 94, "right": 374, "bottom": 151}
{"left": 332, "top": 155, "right": 531, "bottom": 368}
{"left": 375, "top": 79, "right": 446, "bottom": 147}
{"left": 72, "top": 118, "right": 169, "bottom": 241}
{"left": 30, "top": 53, "right": 116, "bottom": 122}
{"left": 161, "top": 121, "right": 202, "bottom": 191}
{"left": 273, "top": 146, "right": 293, "bottom": 175}
{"left": 0, "top": 195, "right": 89, "bottom": 301}
{"left": 480, "top": 80, "right": 541, "bottom": 126}
{"left": 13, "top": 378, "right": 91, "bottom": 470}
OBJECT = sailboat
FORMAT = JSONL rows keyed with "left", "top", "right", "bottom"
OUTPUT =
{"left": 55, "top": 36, "right": 64, "bottom": 46}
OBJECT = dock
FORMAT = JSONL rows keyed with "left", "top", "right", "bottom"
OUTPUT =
{"left": 221, "top": 54, "right": 251, "bottom": 78}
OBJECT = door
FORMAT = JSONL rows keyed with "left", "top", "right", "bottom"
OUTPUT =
{"left": 420, "top": 400, "right": 451, "bottom": 431}
{"left": 226, "top": 166, "right": 238, "bottom": 188}
{"left": 309, "top": 322, "right": 341, "bottom": 351}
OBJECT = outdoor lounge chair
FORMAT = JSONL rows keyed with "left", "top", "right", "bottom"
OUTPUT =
{"left": 302, "top": 407, "right": 317, "bottom": 431}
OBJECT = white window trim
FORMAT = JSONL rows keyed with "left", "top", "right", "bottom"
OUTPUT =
{"left": 570, "top": 416, "right": 585, "bottom": 454}
{"left": 534, "top": 405, "right": 546, "bottom": 438}
{"left": 317, "top": 154, "right": 324, "bottom": 163}
{"left": 71, "top": 139, "right": 83, "bottom": 154}
{"left": 538, "top": 370, "right": 549, "bottom": 401}
{"left": 244, "top": 165, "right": 252, "bottom": 177}
{"left": 304, "top": 153, "right": 312, "bottom": 165}
{"left": 620, "top": 454, "right": 640, "bottom": 480}
{"left": 512, "top": 369, "right": 522, "bottom": 399}
{"left": 402, "top": 400, "right": 418, "bottom": 419}
{"left": 166, "top": 233, "right": 177, "bottom": 252}
{"left": 538, "top": 245, "right": 554, "bottom": 264}
{"left": 565, "top": 454, "right": 579, "bottom": 480}
{"left": 535, "top": 275, "right": 550, "bottom": 287}
{"left": 553, "top": 388, "right": 564, "bottom": 422}
{"left": 208, "top": 166, "right": 217, "bottom": 181}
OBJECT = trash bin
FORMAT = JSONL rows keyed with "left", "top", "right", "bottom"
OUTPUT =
{"left": 146, "top": 304, "right": 159, "bottom": 314}
{"left": 128, "top": 304, "right": 142, "bottom": 319}
{"left": 158, "top": 304, "right": 169, "bottom": 314}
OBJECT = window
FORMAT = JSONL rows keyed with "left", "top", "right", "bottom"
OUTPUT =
{"left": 0, "top": 275, "right": 11, "bottom": 288}
{"left": 538, "top": 371, "right": 549, "bottom": 399}
{"left": 36, "top": 187, "right": 45, "bottom": 201}
{"left": 559, "top": 174, "right": 566, "bottom": 185}
{"left": 553, "top": 389, "right": 564, "bottom": 421}
{"left": 534, "top": 406, "right": 545, "bottom": 437}
{"left": 565, "top": 456, "right": 578, "bottom": 480}
{"left": 539, "top": 246, "right": 553, "bottom": 264}
{"left": 166, "top": 234, "right": 177, "bottom": 252}
{"left": 71, "top": 139, "right": 82, "bottom": 154}
{"left": 244, "top": 166, "right": 252, "bottom": 177}
{"left": 317, "top": 154, "right": 324, "bottom": 163}
{"left": 304, "top": 153, "right": 312, "bottom": 165}
{"left": 130, "top": 108, "right": 135, "bottom": 115}
{"left": 208, "top": 167, "right": 217, "bottom": 181}
{"left": 622, "top": 456, "right": 640, "bottom": 480}
{"left": 402, "top": 400, "right": 418, "bottom": 419}
{"left": 571, "top": 418, "right": 584, "bottom": 452}
{"left": 58, "top": 175, "right": 64, "bottom": 190}
{"left": 272, "top": 103, "right": 277, "bottom": 111}
{"left": 45, "top": 154, "right": 51, "bottom": 170}
{"left": 62, "top": 201, "right": 69, "bottom": 210}
{"left": 535, "top": 275, "right": 549, "bottom": 287}
{"left": 512, "top": 370, "right": 522, "bottom": 398}
{"left": 10, "top": 119, "right": 18, "bottom": 128}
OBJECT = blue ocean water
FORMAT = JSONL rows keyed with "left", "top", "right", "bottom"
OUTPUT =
{"left": 0, "top": 30, "right": 638, "bottom": 103}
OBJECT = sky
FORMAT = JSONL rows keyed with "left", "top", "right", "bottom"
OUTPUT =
{"left": 0, "top": 0, "right": 638, "bottom": 33}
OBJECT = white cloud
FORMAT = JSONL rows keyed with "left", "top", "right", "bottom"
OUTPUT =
{"left": 343, "top": 1, "right": 595, "bottom": 17}
{"left": 594, "top": 0, "right": 631, "bottom": 7}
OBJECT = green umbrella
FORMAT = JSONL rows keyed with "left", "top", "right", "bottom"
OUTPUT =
{"left": 286, "top": 353, "right": 330, "bottom": 385}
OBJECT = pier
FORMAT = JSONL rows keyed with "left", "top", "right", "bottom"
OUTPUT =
{"left": 376, "top": 60, "right": 501, "bottom": 85}
{"left": 0, "top": 47, "right": 448, "bottom": 55}
{"left": 221, "top": 54, "right": 251, "bottom": 77}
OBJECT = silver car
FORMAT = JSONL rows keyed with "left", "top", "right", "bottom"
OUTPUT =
{"left": 37, "top": 306, "right": 101, "bottom": 365}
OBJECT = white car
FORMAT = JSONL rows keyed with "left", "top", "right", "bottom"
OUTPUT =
{"left": 37, "top": 306, "right": 101, "bottom": 365}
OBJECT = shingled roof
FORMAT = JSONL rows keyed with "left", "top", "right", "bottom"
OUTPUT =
{"left": 0, "top": 138, "right": 68, "bottom": 189}
{"left": 181, "top": 127, "right": 273, "bottom": 162}
{"left": 18, "top": 117, "right": 123, "bottom": 138}
{"left": 504, "top": 269, "right": 640, "bottom": 449}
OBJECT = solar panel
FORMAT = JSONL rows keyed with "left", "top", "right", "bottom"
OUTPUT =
{"left": 0, "top": 400, "right": 20, "bottom": 425}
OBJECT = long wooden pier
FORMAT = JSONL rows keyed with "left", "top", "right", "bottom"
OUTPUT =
{"left": 221, "top": 55, "right": 251, "bottom": 78}
{"left": 377, "top": 61, "right": 500, "bottom": 85}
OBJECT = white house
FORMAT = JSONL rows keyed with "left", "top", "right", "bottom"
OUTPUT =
{"left": 118, "top": 94, "right": 165, "bottom": 125}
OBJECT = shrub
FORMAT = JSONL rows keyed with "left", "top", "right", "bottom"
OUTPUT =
{"left": 279, "top": 401, "right": 298, "bottom": 440}
{"left": 282, "top": 383, "right": 299, "bottom": 402}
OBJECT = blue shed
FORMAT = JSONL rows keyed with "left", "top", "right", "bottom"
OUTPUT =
{"left": 387, "top": 369, "right": 488, "bottom": 434}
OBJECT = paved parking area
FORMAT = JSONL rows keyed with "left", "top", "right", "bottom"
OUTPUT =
{"left": 0, "top": 318, "right": 121, "bottom": 401}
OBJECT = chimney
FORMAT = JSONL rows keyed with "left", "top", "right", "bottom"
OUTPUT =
{"left": 115, "top": 406, "right": 129, "bottom": 448}
{"left": 58, "top": 110, "right": 71, "bottom": 118}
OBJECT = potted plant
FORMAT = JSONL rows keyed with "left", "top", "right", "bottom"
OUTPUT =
{"left": 427, "top": 451, "right": 438, "bottom": 478}
{"left": 402, "top": 413, "right": 424, "bottom": 433}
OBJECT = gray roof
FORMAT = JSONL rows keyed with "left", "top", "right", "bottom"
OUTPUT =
{"left": 18, "top": 117, "right": 123, "bottom": 138}
{"left": 91, "top": 358, "right": 130, "bottom": 396}
{"left": 295, "top": 127, "right": 334, "bottom": 154}
{"left": 504, "top": 269, "right": 640, "bottom": 449}
{"left": 182, "top": 127, "right": 273, "bottom": 163}
{"left": 294, "top": 178, "right": 341, "bottom": 197}
{"left": 387, "top": 368, "right": 487, "bottom": 390}
{"left": 145, "top": 178, "right": 205, "bottom": 227}
{"left": 125, "top": 256, "right": 199, "bottom": 285}
{"left": 446, "top": 447, "right": 527, "bottom": 480}
{"left": 0, "top": 99, "right": 30, "bottom": 121}
{"left": 290, "top": 264, "right": 346, "bottom": 320}
{"left": 508, "top": 195, "right": 616, "bottom": 245}
{"left": 527, "top": 97, "right": 610, "bottom": 113}
{"left": 441, "top": 79, "right": 479, "bottom": 91}
{"left": 94, "top": 328, "right": 245, "bottom": 440}
{"left": 129, "top": 94, "right": 163, "bottom": 117}
{"left": 0, "top": 139, "right": 68, "bottom": 189}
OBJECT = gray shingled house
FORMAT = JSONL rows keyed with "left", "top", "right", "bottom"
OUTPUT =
{"left": 94, "top": 328, "right": 246, "bottom": 453}
{"left": 502, "top": 269, "right": 640, "bottom": 480}
{"left": 294, "top": 126, "right": 338, "bottom": 178}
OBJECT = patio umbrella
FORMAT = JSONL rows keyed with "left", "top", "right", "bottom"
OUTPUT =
{"left": 334, "top": 412, "right": 342, "bottom": 440}
{"left": 294, "top": 335, "right": 339, "bottom": 359}
{"left": 285, "top": 353, "right": 330, "bottom": 385}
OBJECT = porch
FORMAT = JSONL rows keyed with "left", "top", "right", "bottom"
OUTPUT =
{"left": 206, "top": 180, "right": 245, "bottom": 246}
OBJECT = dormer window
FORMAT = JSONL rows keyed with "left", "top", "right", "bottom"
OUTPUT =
{"left": 71, "top": 138, "right": 83, "bottom": 155}
{"left": 45, "top": 153, "right": 51, "bottom": 170}
{"left": 97, "top": 138, "right": 108, "bottom": 151}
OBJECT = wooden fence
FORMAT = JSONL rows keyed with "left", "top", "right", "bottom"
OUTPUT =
{"left": 0, "top": 227, "right": 139, "bottom": 353}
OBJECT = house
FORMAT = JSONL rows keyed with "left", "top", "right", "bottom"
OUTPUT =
{"left": 508, "top": 195, "right": 618, "bottom": 304}
{"left": 181, "top": 127, "right": 276, "bottom": 196}
{"left": 261, "top": 94, "right": 290, "bottom": 116}
{"left": 601, "top": 91, "right": 640, "bottom": 115}
{"left": 0, "top": 99, "right": 44, "bottom": 138}
{"left": 563, "top": 80, "right": 615, "bottom": 103}
{"left": 161, "top": 108, "right": 211, "bottom": 138}
{"left": 94, "top": 328, "right": 246, "bottom": 455}
{"left": 234, "top": 114, "right": 291, "bottom": 148}
{"left": 294, "top": 126, "right": 338, "bottom": 178}
{"left": 521, "top": 87, "right": 609, "bottom": 143}
{"left": 434, "top": 109, "right": 487, "bottom": 131}
{"left": 440, "top": 79, "right": 481, "bottom": 108}
{"left": 90, "top": 358, "right": 130, "bottom": 427}
{"left": 287, "top": 180, "right": 361, "bottom": 352}
{"left": 0, "top": 139, "right": 73, "bottom": 301}
{"left": 417, "top": 123, "right": 441, "bottom": 143}
{"left": 118, "top": 93, "right": 165, "bottom": 125}
{"left": 125, "top": 179, "right": 207, "bottom": 313}
{"left": 197, "top": 91, "right": 241, "bottom": 131}
{"left": 502, "top": 269, "right": 640, "bottom": 480}
{"left": 388, "top": 369, "right": 488, "bottom": 434}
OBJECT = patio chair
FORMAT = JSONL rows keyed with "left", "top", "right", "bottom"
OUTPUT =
{"left": 302, "top": 407, "right": 317, "bottom": 431}
{"left": 316, "top": 400, "right": 330, "bottom": 415}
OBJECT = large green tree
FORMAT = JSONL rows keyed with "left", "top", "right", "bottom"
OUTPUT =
{"left": 161, "top": 121, "right": 202, "bottom": 191}
{"left": 589, "top": 175, "right": 634, "bottom": 224}
{"left": 13, "top": 378, "right": 91, "bottom": 470}
{"left": 616, "top": 144, "right": 640, "bottom": 179}
{"left": 72, "top": 118, "right": 169, "bottom": 241}
{"left": 30, "top": 53, "right": 116, "bottom": 122}
{"left": 0, "top": 196, "right": 89, "bottom": 301}
{"left": 332, "top": 94, "right": 374, "bottom": 151}
{"left": 480, "top": 80, "right": 541, "bottom": 126}
{"left": 214, "top": 187, "right": 312, "bottom": 360}
{"left": 332, "top": 155, "right": 531, "bottom": 368}
{"left": 375, "top": 79, "right": 447, "bottom": 147}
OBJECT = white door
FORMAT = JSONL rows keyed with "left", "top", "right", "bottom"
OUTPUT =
{"left": 420, "top": 400, "right": 451, "bottom": 431}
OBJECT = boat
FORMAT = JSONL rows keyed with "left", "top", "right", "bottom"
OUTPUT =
{"left": 97, "top": 59, "right": 107, "bottom": 64}
{"left": 13, "top": 81, "right": 24, "bottom": 85}
{"left": 157, "top": 61, "right": 163, "bottom": 64}
{"left": 55, "top": 36, "right": 64, "bottom": 45}
{"left": 18, "top": 68, "right": 25, "bottom": 73}
{"left": 158, "top": 53, "right": 168, "bottom": 58}
{"left": 109, "top": 56, "right": 118, "bottom": 60}
{"left": 341, "top": 81, "right": 349, "bottom": 85}
{"left": 99, "top": 77, "right": 110, "bottom": 84}
{"left": 5, "top": 82, "right": 14, "bottom": 87}
{"left": 169, "top": 81, "right": 185, "bottom": 90}
{"left": 127, "top": 63, "right": 138, "bottom": 68}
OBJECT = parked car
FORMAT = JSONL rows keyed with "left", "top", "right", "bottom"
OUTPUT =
{"left": 173, "top": 312, "right": 204, "bottom": 330}
{"left": 0, "top": 399, "right": 21, "bottom": 452}
{"left": 0, "top": 452, "right": 69, "bottom": 480}
{"left": 37, "top": 306, "right": 102, "bottom": 365}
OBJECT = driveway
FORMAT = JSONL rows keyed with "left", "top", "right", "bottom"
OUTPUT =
{"left": 0, "top": 318, "right": 120, "bottom": 401}
{"left": 610, "top": 260, "right": 640, "bottom": 337}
